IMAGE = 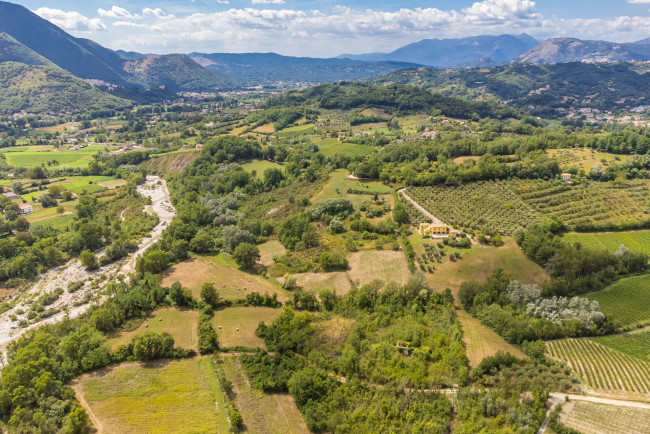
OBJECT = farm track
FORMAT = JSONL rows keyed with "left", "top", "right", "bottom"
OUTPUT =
{"left": 0, "top": 176, "right": 175, "bottom": 360}
{"left": 397, "top": 188, "right": 445, "bottom": 225}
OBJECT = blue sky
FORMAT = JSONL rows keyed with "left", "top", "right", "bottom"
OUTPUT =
{"left": 11, "top": 0, "right": 650, "bottom": 56}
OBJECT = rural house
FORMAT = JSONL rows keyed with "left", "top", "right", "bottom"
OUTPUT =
{"left": 18, "top": 203, "right": 33, "bottom": 215}
{"left": 419, "top": 222, "right": 450, "bottom": 237}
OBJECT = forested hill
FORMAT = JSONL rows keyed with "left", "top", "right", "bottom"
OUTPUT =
{"left": 366, "top": 62, "right": 650, "bottom": 118}
{"left": 266, "top": 83, "right": 522, "bottom": 120}
{"left": 0, "top": 62, "right": 132, "bottom": 115}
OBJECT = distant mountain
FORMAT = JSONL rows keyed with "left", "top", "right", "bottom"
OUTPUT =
{"left": 0, "top": 33, "right": 52, "bottom": 66}
{"left": 188, "top": 52, "right": 419, "bottom": 84}
{"left": 515, "top": 38, "right": 650, "bottom": 64}
{"left": 0, "top": 61, "right": 131, "bottom": 115}
{"left": 633, "top": 37, "right": 650, "bottom": 46}
{"left": 367, "top": 62, "right": 650, "bottom": 118}
{"left": 123, "top": 54, "right": 229, "bottom": 91}
{"left": 338, "top": 34, "right": 539, "bottom": 67}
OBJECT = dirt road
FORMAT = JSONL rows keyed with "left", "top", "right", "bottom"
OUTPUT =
{"left": 397, "top": 188, "right": 446, "bottom": 225}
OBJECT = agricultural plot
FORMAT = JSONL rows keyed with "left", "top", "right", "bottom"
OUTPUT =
{"left": 240, "top": 159, "right": 284, "bottom": 178}
{"left": 596, "top": 330, "right": 650, "bottom": 362}
{"left": 347, "top": 250, "right": 411, "bottom": 287}
{"left": 220, "top": 357, "right": 309, "bottom": 433}
{"left": 212, "top": 307, "right": 282, "bottom": 349}
{"left": 310, "top": 316, "right": 355, "bottom": 358}
{"left": 294, "top": 271, "right": 352, "bottom": 295}
{"left": 547, "top": 148, "right": 634, "bottom": 171}
{"left": 313, "top": 137, "right": 374, "bottom": 158}
{"left": 563, "top": 230, "right": 650, "bottom": 255}
{"left": 276, "top": 123, "right": 316, "bottom": 138}
{"left": 312, "top": 169, "right": 392, "bottom": 209}
{"left": 512, "top": 179, "right": 649, "bottom": 228}
{"left": 4, "top": 150, "right": 97, "bottom": 168}
{"left": 587, "top": 274, "right": 650, "bottom": 328}
{"left": 161, "top": 254, "right": 290, "bottom": 302}
{"left": 405, "top": 181, "right": 541, "bottom": 234}
{"left": 258, "top": 240, "right": 286, "bottom": 266}
{"left": 47, "top": 175, "right": 117, "bottom": 195}
{"left": 559, "top": 401, "right": 650, "bottom": 434}
{"left": 106, "top": 308, "right": 199, "bottom": 351}
{"left": 546, "top": 338, "right": 650, "bottom": 398}
{"left": 73, "top": 358, "right": 230, "bottom": 433}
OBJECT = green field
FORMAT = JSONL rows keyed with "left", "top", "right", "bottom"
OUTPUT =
{"left": 276, "top": 123, "right": 316, "bottom": 138}
{"left": 107, "top": 308, "right": 199, "bottom": 351}
{"left": 587, "top": 274, "right": 650, "bottom": 328}
{"left": 312, "top": 169, "right": 392, "bottom": 209}
{"left": 314, "top": 137, "right": 374, "bottom": 158}
{"left": 240, "top": 159, "right": 284, "bottom": 178}
{"left": 5, "top": 151, "right": 97, "bottom": 168}
{"left": 74, "top": 358, "right": 230, "bottom": 433}
{"left": 563, "top": 230, "right": 650, "bottom": 255}
{"left": 30, "top": 213, "right": 75, "bottom": 231}
{"left": 595, "top": 330, "right": 650, "bottom": 361}
{"left": 212, "top": 306, "right": 283, "bottom": 349}
{"left": 560, "top": 401, "right": 650, "bottom": 434}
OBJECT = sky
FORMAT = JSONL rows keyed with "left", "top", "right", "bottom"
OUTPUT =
{"left": 10, "top": 0, "right": 650, "bottom": 56}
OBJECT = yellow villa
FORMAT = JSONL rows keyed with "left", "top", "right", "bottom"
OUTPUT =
{"left": 419, "top": 222, "right": 450, "bottom": 237}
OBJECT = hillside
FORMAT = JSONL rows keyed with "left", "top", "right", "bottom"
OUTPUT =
{"left": 0, "top": 61, "right": 131, "bottom": 115}
{"left": 515, "top": 38, "right": 650, "bottom": 64}
{"left": 339, "top": 34, "right": 539, "bottom": 67}
{"left": 122, "top": 54, "right": 229, "bottom": 91}
{"left": 0, "top": 33, "right": 52, "bottom": 66}
{"left": 367, "top": 62, "right": 650, "bottom": 117}
{"left": 189, "top": 52, "right": 418, "bottom": 84}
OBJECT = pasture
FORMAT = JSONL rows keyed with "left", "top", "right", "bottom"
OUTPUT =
{"left": 258, "top": 240, "right": 286, "bottom": 266}
{"left": 347, "top": 250, "right": 411, "bottom": 287}
{"left": 212, "top": 307, "right": 282, "bottom": 349}
{"left": 106, "top": 308, "right": 199, "bottom": 351}
{"left": 221, "top": 356, "right": 309, "bottom": 433}
{"left": 276, "top": 124, "right": 316, "bottom": 138}
{"left": 4, "top": 150, "right": 97, "bottom": 168}
{"left": 73, "top": 358, "right": 230, "bottom": 433}
{"left": 559, "top": 401, "right": 650, "bottom": 434}
{"left": 547, "top": 338, "right": 650, "bottom": 399}
{"left": 295, "top": 271, "right": 352, "bottom": 295}
{"left": 312, "top": 169, "right": 392, "bottom": 209}
{"left": 563, "top": 230, "right": 650, "bottom": 255}
{"left": 547, "top": 148, "right": 635, "bottom": 171}
{"left": 240, "top": 160, "right": 284, "bottom": 178}
{"left": 587, "top": 274, "right": 650, "bottom": 328}
{"left": 313, "top": 137, "right": 374, "bottom": 158}
{"left": 161, "top": 254, "right": 290, "bottom": 302}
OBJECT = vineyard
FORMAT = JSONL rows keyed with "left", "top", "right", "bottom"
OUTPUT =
{"left": 546, "top": 338, "right": 650, "bottom": 397}
{"left": 405, "top": 181, "right": 540, "bottom": 234}
{"left": 560, "top": 401, "right": 650, "bottom": 434}
{"left": 563, "top": 230, "right": 650, "bottom": 255}
{"left": 587, "top": 274, "right": 650, "bottom": 329}
{"left": 596, "top": 330, "right": 650, "bottom": 362}
{"left": 511, "top": 179, "right": 649, "bottom": 228}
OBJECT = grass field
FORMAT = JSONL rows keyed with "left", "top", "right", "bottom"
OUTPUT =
{"left": 161, "top": 254, "right": 291, "bottom": 302}
{"left": 559, "top": 401, "right": 650, "bottom": 434}
{"left": 73, "top": 358, "right": 230, "bottom": 433}
{"left": 294, "top": 271, "right": 352, "bottom": 295}
{"left": 276, "top": 124, "right": 316, "bottom": 138}
{"left": 221, "top": 356, "right": 309, "bottom": 433}
{"left": 310, "top": 316, "right": 355, "bottom": 358}
{"left": 347, "top": 250, "right": 411, "bottom": 287}
{"left": 258, "top": 240, "right": 286, "bottom": 266}
{"left": 5, "top": 151, "right": 97, "bottom": 168}
{"left": 563, "top": 231, "right": 650, "bottom": 255}
{"left": 106, "top": 308, "right": 199, "bottom": 351}
{"left": 30, "top": 213, "right": 75, "bottom": 231}
{"left": 313, "top": 137, "right": 374, "bottom": 158}
{"left": 547, "top": 338, "right": 650, "bottom": 399}
{"left": 587, "top": 274, "right": 650, "bottom": 328}
{"left": 47, "top": 175, "right": 116, "bottom": 195}
{"left": 547, "top": 148, "right": 635, "bottom": 171}
{"left": 240, "top": 160, "right": 284, "bottom": 178}
{"left": 312, "top": 169, "right": 392, "bottom": 209}
{"left": 212, "top": 307, "right": 282, "bottom": 349}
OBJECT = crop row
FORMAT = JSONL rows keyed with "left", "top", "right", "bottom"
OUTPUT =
{"left": 587, "top": 274, "right": 650, "bottom": 329}
{"left": 563, "top": 401, "right": 650, "bottom": 434}
{"left": 596, "top": 331, "right": 650, "bottom": 362}
{"left": 547, "top": 338, "right": 650, "bottom": 396}
{"left": 563, "top": 230, "right": 650, "bottom": 256}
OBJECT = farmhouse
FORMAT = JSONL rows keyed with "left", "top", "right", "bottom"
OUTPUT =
{"left": 561, "top": 173, "right": 573, "bottom": 183}
{"left": 18, "top": 203, "right": 33, "bottom": 215}
{"left": 2, "top": 192, "right": 19, "bottom": 200}
{"left": 419, "top": 222, "right": 450, "bottom": 237}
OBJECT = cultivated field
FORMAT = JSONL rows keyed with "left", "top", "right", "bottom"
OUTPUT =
{"left": 312, "top": 169, "right": 392, "bottom": 209}
{"left": 347, "top": 250, "right": 411, "bottom": 287}
{"left": 587, "top": 274, "right": 650, "bottom": 328}
{"left": 221, "top": 356, "right": 309, "bottom": 433}
{"left": 212, "top": 307, "right": 282, "bottom": 349}
{"left": 559, "top": 401, "right": 650, "bottom": 434}
{"left": 405, "top": 182, "right": 540, "bottom": 234}
{"left": 547, "top": 148, "right": 634, "bottom": 171}
{"left": 161, "top": 254, "right": 290, "bottom": 302}
{"left": 258, "top": 240, "right": 287, "bottom": 266}
{"left": 512, "top": 179, "right": 649, "bottom": 228}
{"left": 106, "top": 308, "right": 199, "bottom": 351}
{"left": 295, "top": 271, "right": 352, "bottom": 295}
{"left": 596, "top": 330, "right": 650, "bottom": 362}
{"left": 312, "top": 137, "right": 374, "bottom": 158}
{"left": 563, "top": 230, "right": 650, "bottom": 255}
{"left": 240, "top": 159, "right": 284, "bottom": 177}
{"left": 547, "top": 338, "right": 650, "bottom": 399}
{"left": 73, "top": 358, "right": 230, "bottom": 433}
{"left": 4, "top": 150, "right": 97, "bottom": 168}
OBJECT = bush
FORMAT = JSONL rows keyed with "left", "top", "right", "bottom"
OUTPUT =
{"left": 319, "top": 251, "right": 348, "bottom": 271}
{"left": 232, "top": 242, "right": 260, "bottom": 268}
{"left": 80, "top": 250, "right": 98, "bottom": 271}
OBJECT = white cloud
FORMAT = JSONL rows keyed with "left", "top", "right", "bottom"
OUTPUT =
{"left": 114, "top": 21, "right": 148, "bottom": 28}
{"left": 463, "top": 0, "right": 540, "bottom": 23}
{"left": 34, "top": 7, "right": 107, "bottom": 31}
{"left": 217, "top": 1, "right": 230, "bottom": 4}
{"left": 98, "top": 6, "right": 141, "bottom": 20}
{"left": 252, "top": 0, "right": 285, "bottom": 4}
{"left": 142, "top": 8, "right": 167, "bottom": 18}
{"left": 627, "top": 0, "right": 650, "bottom": 3}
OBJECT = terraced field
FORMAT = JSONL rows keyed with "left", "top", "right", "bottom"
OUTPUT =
{"left": 547, "top": 338, "right": 650, "bottom": 397}
{"left": 587, "top": 275, "right": 650, "bottom": 329}
{"left": 563, "top": 230, "right": 650, "bottom": 255}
